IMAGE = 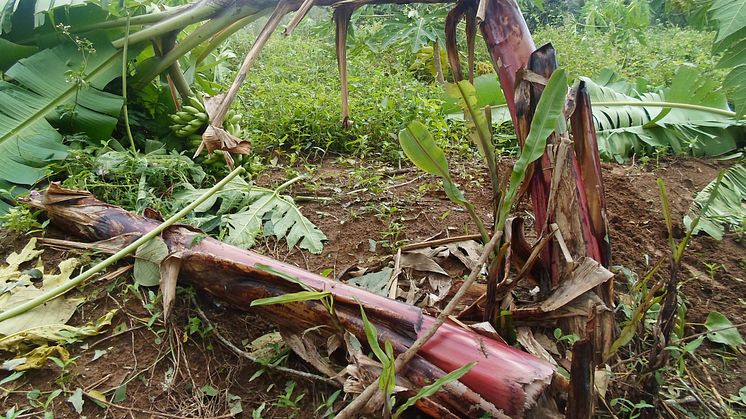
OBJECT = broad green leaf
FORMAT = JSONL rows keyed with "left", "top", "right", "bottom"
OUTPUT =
{"left": 381, "top": 340, "right": 396, "bottom": 396}
{"left": 583, "top": 66, "right": 739, "bottom": 161}
{"left": 393, "top": 362, "right": 476, "bottom": 418}
{"left": 442, "top": 179, "right": 466, "bottom": 205}
{"left": 225, "top": 193, "right": 277, "bottom": 249}
{"left": 250, "top": 291, "right": 331, "bottom": 307}
{"left": 0, "top": 38, "right": 36, "bottom": 71}
{"left": 705, "top": 311, "right": 745, "bottom": 350}
{"left": 710, "top": 0, "right": 746, "bottom": 43}
{"left": 442, "top": 74, "right": 507, "bottom": 119}
{"left": 0, "top": 371, "right": 23, "bottom": 385}
{"left": 177, "top": 178, "right": 326, "bottom": 254}
{"left": 685, "top": 164, "right": 745, "bottom": 240}
{"left": 717, "top": 38, "right": 746, "bottom": 69}
{"left": 683, "top": 336, "right": 705, "bottom": 354}
{"left": 398, "top": 121, "right": 451, "bottom": 180}
{"left": 0, "top": 36, "right": 126, "bottom": 208}
{"left": 724, "top": 65, "right": 746, "bottom": 119}
{"left": 360, "top": 306, "right": 387, "bottom": 364}
{"left": 133, "top": 237, "right": 169, "bottom": 287}
{"left": 0, "top": 0, "right": 98, "bottom": 31}
{"left": 398, "top": 121, "right": 469, "bottom": 206}
{"left": 499, "top": 68, "right": 568, "bottom": 223}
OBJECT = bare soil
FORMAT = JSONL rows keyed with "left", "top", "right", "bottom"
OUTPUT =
{"left": 0, "top": 156, "right": 744, "bottom": 417}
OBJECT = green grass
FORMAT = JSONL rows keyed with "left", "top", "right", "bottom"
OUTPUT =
{"left": 227, "top": 25, "right": 468, "bottom": 163}
{"left": 534, "top": 22, "right": 723, "bottom": 87}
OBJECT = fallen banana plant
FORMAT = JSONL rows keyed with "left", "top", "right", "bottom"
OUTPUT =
{"left": 26, "top": 183, "right": 555, "bottom": 418}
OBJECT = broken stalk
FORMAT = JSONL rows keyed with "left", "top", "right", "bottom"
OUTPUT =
{"left": 0, "top": 166, "right": 246, "bottom": 323}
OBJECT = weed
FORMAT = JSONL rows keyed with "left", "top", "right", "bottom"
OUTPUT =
{"left": 610, "top": 397, "right": 654, "bottom": 419}
{"left": 276, "top": 381, "right": 305, "bottom": 410}
{"left": 553, "top": 328, "right": 580, "bottom": 346}
{"left": 375, "top": 203, "right": 406, "bottom": 250}
{"left": 3, "top": 406, "right": 28, "bottom": 419}
{"left": 251, "top": 402, "right": 266, "bottom": 418}
{"left": 0, "top": 207, "right": 47, "bottom": 234}
{"left": 703, "top": 262, "right": 724, "bottom": 279}
{"left": 315, "top": 389, "right": 342, "bottom": 418}
{"left": 58, "top": 146, "right": 208, "bottom": 215}
{"left": 48, "top": 356, "right": 78, "bottom": 389}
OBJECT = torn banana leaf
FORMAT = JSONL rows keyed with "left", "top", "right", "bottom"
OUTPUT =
{"left": 173, "top": 176, "right": 326, "bottom": 253}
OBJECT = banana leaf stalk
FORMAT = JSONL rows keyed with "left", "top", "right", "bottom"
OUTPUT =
{"left": 334, "top": 5, "right": 358, "bottom": 128}
{"left": 27, "top": 184, "right": 554, "bottom": 418}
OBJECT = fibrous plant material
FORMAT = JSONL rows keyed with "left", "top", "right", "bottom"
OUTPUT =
{"left": 567, "top": 338, "right": 595, "bottom": 418}
{"left": 27, "top": 184, "right": 555, "bottom": 418}
{"left": 334, "top": 4, "right": 358, "bottom": 128}
{"left": 504, "top": 42, "right": 613, "bottom": 364}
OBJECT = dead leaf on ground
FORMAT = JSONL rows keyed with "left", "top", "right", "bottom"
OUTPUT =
{"left": 400, "top": 252, "right": 448, "bottom": 276}
{"left": 0, "top": 247, "right": 82, "bottom": 336}
{"left": 346, "top": 267, "right": 393, "bottom": 296}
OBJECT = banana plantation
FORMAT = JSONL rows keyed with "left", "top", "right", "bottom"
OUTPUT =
{"left": 0, "top": 0, "right": 744, "bottom": 417}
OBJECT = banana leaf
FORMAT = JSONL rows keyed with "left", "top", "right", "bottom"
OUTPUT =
{"left": 0, "top": 0, "right": 97, "bottom": 33}
{"left": 685, "top": 163, "right": 746, "bottom": 240}
{"left": 0, "top": 35, "right": 125, "bottom": 207}
{"left": 711, "top": 0, "right": 746, "bottom": 118}
{"left": 583, "top": 66, "right": 741, "bottom": 162}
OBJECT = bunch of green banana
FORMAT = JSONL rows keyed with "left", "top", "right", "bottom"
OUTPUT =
{"left": 170, "top": 97, "right": 244, "bottom": 143}
{"left": 170, "top": 97, "right": 208, "bottom": 138}
{"left": 223, "top": 112, "right": 243, "bottom": 138}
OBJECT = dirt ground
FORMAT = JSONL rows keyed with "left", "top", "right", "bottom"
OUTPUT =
{"left": 0, "top": 156, "right": 744, "bottom": 417}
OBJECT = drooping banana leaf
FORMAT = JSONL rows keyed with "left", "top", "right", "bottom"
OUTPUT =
{"left": 685, "top": 163, "right": 746, "bottom": 240}
{"left": 0, "top": 38, "right": 37, "bottom": 70}
{"left": 0, "top": 36, "right": 124, "bottom": 195}
{"left": 583, "top": 66, "right": 741, "bottom": 162}
{"left": 711, "top": 0, "right": 746, "bottom": 118}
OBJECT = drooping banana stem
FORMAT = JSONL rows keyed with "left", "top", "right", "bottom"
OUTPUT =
{"left": 478, "top": 0, "right": 535, "bottom": 127}
{"left": 134, "top": 8, "right": 257, "bottom": 88}
{"left": 159, "top": 32, "right": 194, "bottom": 100}
{"left": 284, "top": 0, "right": 317, "bottom": 36}
{"left": 334, "top": 5, "right": 357, "bottom": 128}
{"left": 212, "top": 0, "right": 293, "bottom": 127}
{"left": 444, "top": 1, "right": 467, "bottom": 82}
{"left": 73, "top": 4, "right": 191, "bottom": 33}
{"left": 465, "top": 1, "right": 477, "bottom": 83}
{"left": 193, "top": 13, "right": 267, "bottom": 65}
{"left": 112, "top": 0, "right": 226, "bottom": 48}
